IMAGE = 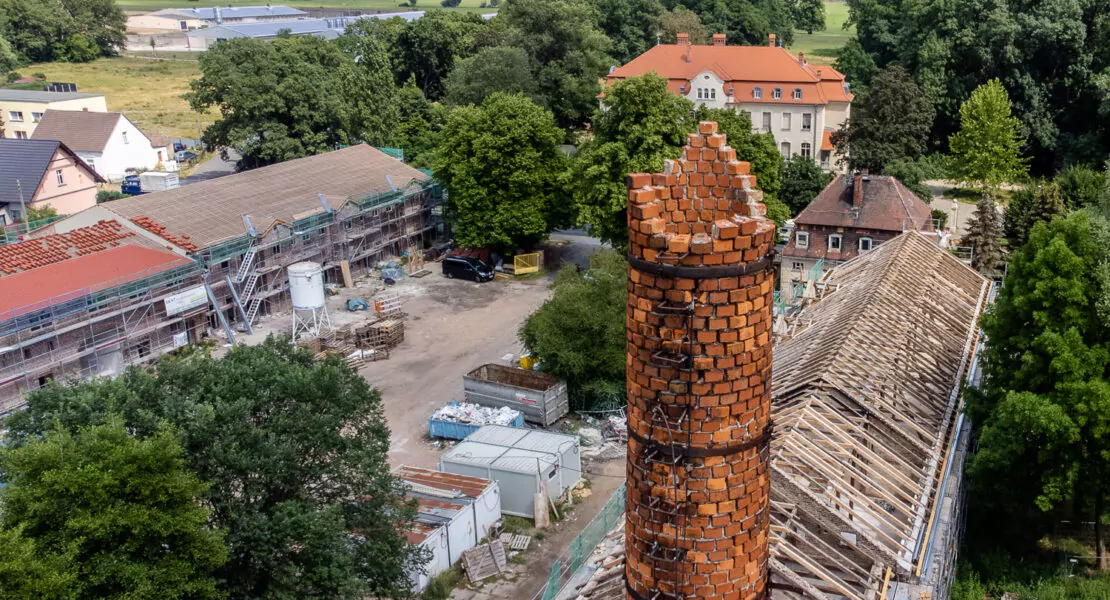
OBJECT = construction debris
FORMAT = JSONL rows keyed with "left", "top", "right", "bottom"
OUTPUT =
{"left": 461, "top": 539, "right": 508, "bottom": 584}
{"left": 430, "top": 402, "right": 522, "bottom": 427}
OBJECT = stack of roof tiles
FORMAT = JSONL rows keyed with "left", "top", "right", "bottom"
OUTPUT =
{"left": 131, "top": 216, "right": 199, "bottom": 253}
{"left": 625, "top": 121, "right": 776, "bottom": 600}
{"left": 0, "top": 220, "right": 136, "bottom": 275}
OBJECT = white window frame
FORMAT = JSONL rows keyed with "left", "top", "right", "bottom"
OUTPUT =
{"left": 782, "top": 112, "right": 791, "bottom": 130}
{"left": 31, "top": 112, "right": 43, "bottom": 123}
{"left": 793, "top": 87, "right": 803, "bottom": 100}
{"left": 802, "top": 113, "right": 812, "bottom": 131}
{"left": 753, "top": 86, "right": 762, "bottom": 99}
{"left": 14, "top": 131, "right": 28, "bottom": 140}
{"left": 859, "top": 237, "right": 873, "bottom": 252}
{"left": 8, "top": 111, "right": 23, "bottom": 122}
{"left": 55, "top": 169, "right": 64, "bottom": 185}
{"left": 791, "top": 261, "right": 804, "bottom": 271}
{"left": 795, "top": 231, "right": 809, "bottom": 249}
{"left": 762, "top": 112, "right": 772, "bottom": 132}
{"left": 828, "top": 234, "right": 842, "bottom": 251}
{"left": 773, "top": 87, "right": 782, "bottom": 100}
{"left": 709, "top": 88, "right": 716, "bottom": 100}
{"left": 801, "top": 142, "right": 812, "bottom": 159}
{"left": 780, "top": 141, "right": 791, "bottom": 158}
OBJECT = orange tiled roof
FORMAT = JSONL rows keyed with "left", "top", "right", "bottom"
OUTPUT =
{"left": 0, "top": 220, "right": 137, "bottom": 276}
{"left": 131, "top": 215, "right": 200, "bottom": 253}
{"left": 821, "top": 129, "right": 835, "bottom": 151}
{"left": 608, "top": 43, "right": 853, "bottom": 105}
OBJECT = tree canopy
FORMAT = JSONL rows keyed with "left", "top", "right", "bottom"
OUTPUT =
{"left": 569, "top": 74, "right": 693, "bottom": 249}
{"left": 779, "top": 154, "right": 833, "bottom": 215}
{"left": 659, "top": 6, "right": 708, "bottom": 45}
{"left": 585, "top": 0, "right": 664, "bottom": 64}
{"left": 4, "top": 339, "right": 422, "bottom": 600}
{"left": 0, "top": 420, "right": 227, "bottom": 600}
{"left": 444, "top": 45, "right": 542, "bottom": 107}
{"left": 0, "top": 0, "right": 125, "bottom": 63}
{"left": 831, "top": 65, "right": 935, "bottom": 172}
{"left": 963, "top": 194, "right": 1005, "bottom": 277}
{"left": 792, "top": 0, "right": 824, "bottom": 35}
{"left": 435, "top": 93, "right": 569, "bottom": 250}
{"left": 520, "top": 249, "right": 627, "bottom": 411}
{"left": 949, "top": 79, "right": 1028, "bottom": 191}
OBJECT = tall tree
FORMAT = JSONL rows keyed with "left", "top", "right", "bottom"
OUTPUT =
{"left": 389, "top": 10, "right": 488, "bottom": 100}
{"left": 832, "top": 39, "right": 878, "bottom": 95}
{"left": 1056, "top": 164, "right": 1106, "bottom": 210}
{"left": 669, "top": 0, "right": 795, "bottom": 46}
{"left": 949, "top": 79, "right": 1027, "bottom": 192}
{"left": 520, "top": 249, "right": 627, "bottom": 411}
{"left": 187, "top": 35, "right": 397, "bottom": 169}
{"left": 659, "top": 6, "right": 708, "bottom": 45}
{"left": 569, "top": 74, "right": 693, "bottom": 249}
{"left": 779, "top": 154, "right": 833, "bottom": 214}
{"left": 695, "top": 106, "right": 789, "bottom": 225}
{"left": 1004, "top": 181, "right": 1068, "bottom": 248}
{"left": 499, "top": 0, "right": 613, "bottom": 130}
{"left": 4, "top": 340, "right": 423, "bottom": 600}
{"left": 0, "top": 420, "right": 226, "bottom": 600}
{"left": 444, "top": 45, "right": 541, "bottom": 107}
{"left": 0, "top": 527, "right": 75, "bottom": 600}
{"left": 435, "top": 93, "right": 569, "bottom": 250}
{"left": 831, "top": 65, "right": 934, "bottom": 172}
{"left": 962, "top": 194, "right": 1005, "bottom": 276}
{"left": 792, "top": 0, "right": 824, "bottom": 35}
{"left": 395, "top": 75, "right": 445, "bottom": 169}
{"left": 0, "top": 0, "right": 124, "bottom": 62}
{"left": 585, "top": 0, "right": 665, "bottom": 63}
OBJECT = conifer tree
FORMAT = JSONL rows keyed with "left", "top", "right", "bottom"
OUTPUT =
{"left": 964, "top": 194, "right": 1005, "bottom": 276}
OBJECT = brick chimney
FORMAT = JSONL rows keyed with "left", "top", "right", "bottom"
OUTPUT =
{"left": 768, "top": 33, "right": 776, "bottom": 47}
{"left": 854, "top": 169, "right": 867, "bottom": 209}
{"left": 712, "top": 33, "right": 726, "bottom": 46}
{"left": 677, "top": 32, "right": 691, "bottom": 62}
{"left": 625, "top": 121, "right": 774, "bottom": 600}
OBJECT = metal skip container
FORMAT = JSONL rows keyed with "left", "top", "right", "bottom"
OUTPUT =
{"left": 462, "top": 364, "right": 569, "bottom": 427}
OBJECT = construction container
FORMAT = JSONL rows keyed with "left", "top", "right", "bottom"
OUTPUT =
{"left": 428, "top": 403, "right": 525, "bottom": 440}
{"left": 438, "top": 425, "right": 581, "bottom": 518}
{"left": 139, "top": 171, "right": 179, "bottom": 192}
{"left": 463, "top": 364, "right": 568, "bottom": 427}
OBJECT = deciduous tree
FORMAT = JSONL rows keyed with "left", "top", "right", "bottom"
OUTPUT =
{"left": 0, "top": 420, "right": 226, "bottom": 600}
{"left": 585, "top": 0, "right": 664, "bottom": 63}
{"left": 444, "top": 46, "right": 541, "bottom": 107}
{"left": 792, "top": 0, "right": 824, "bottom": 34}
{"left": 569, "top": 74, "right": 692, "bottom": 249}
{"left": 435, "top": 93, "right": 568, "bottom": 250}
{"left": 520, "top": 249, "right": 627, "bottom": 411}
{"left": 1003, "top": 181, "right": 1067, "bottom": 248}
{"left": 4, "top": 339, "right": 423, "bottom": 600}
{"left": 0, "top": 0, "right": 124, "bottom": 62}
{"left": 659, "top": 6, "right": 708, "bottom": 45}
{"left": 779, "top": 154, "right": 833, "bottom": 215}
{"left": 396, "top": 75, "right": 445, "bottom": 169}
{"left": 831, "top": 65, "right": 935, "bottom": 172}
{"left": 390, "top": 10, "right": 487, "bottom": 100}
{"left": 950, "top": 79, "right": 1027, "bottom": 192}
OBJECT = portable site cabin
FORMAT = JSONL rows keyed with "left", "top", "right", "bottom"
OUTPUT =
{"left": 394, "top": 466, "right": 502, "bottom": 591}
{"left": 437, "top": 426, "right": 581, "bottom": 518}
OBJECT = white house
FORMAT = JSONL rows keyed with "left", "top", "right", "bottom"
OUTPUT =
{"left": 31, "top": 110, "right": 168, "bottom": 181}
{"left": 607, "top": 32, "right": 854, "bottom": 170}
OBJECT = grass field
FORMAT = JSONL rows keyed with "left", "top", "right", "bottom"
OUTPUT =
{"left": 119, "top": 0, "right": 492, "bottom": 13}
{"left": 790, "top": 0, "right": 853, "bottom": 66}
{"left": 23, "top": 56, "right": 211, "bottom": 139}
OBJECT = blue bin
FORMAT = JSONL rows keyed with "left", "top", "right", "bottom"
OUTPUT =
{"left": 428, "top": 404, "right": 525, "bottom": 440}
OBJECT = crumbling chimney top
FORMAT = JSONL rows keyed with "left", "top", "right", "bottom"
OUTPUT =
{"left": 854, "top": 170, "right": 866, "bottom": 208}
{"left": 712, "top": 33, "right": 726, "bottom": 46}
{"left": 768, "top": 33, "right": 777, "bottom": 47}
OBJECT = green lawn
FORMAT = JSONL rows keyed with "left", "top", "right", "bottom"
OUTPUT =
{"left": 790, "top": 0, "right": 853, "bottom": 66}
{"left": 120, "top": 0, "right": 493, "bottom": 13}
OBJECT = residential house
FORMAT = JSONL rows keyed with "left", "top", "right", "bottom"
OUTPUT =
{"left": 607, "top": 33, "right": 853, "bottom": 170}
{"left": 127, "top": 5, "right": 307, "bottom": 31}
{"left": 779, "top": 171, "right": 934, "bottom": 300}
{"left": 0, "top": 139, "right": 104, "bottom": 225}
{"left": 31, "top": 110, "right": 165, "bottom": 181}
{"left": 0, "top": 89, "right": 107, "bottom": 140}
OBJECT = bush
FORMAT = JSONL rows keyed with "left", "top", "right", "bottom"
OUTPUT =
{"left": 421, "top": 565, "right": 463, "bottom": 600}
{"left": 931, "top": 208, "right": 949, "bottom": 229}
{"left": 96, "top": 190, "right": 127, "bottom": 203}
{"left": 6, "top": 71, "right": 23, "bottom": 83}
{"left": 440, "top": 0, "right": 462, "bottom": 6}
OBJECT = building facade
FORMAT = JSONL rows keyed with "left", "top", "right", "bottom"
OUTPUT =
{"left": 0, "top": 139, "right": 104, "bottom": 225}
{"left": 0, "top": 90, "right": 107, "bottom": 140}
{"left": 127, "top": 5, "right": 307, "bottom": 31}
{"left": 32, "top": 111, "right": 165, "bottom": 181}
{"left": 779, "top": 172, "right": 934, "bottom": 303}
{"left": 607, "top": 33, "right": 853, "bottom": 170}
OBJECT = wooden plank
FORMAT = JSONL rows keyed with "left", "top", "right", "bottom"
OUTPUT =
{"left": 340, "top": 259, "right": 354, "bottom": 288}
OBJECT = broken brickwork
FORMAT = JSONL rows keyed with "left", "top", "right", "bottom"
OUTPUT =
{"left": 624, "top": 121, "right": 776, "bottom": 600}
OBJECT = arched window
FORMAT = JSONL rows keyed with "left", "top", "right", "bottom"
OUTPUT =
{"left": 772, "top": 87, "right": 782, "bottom": 100}
{"left": 753, "top": 86, "right": 762, "bottom": 99}
{"left": 780, "top": 141, "right": 791, "bottom": 158}
{"left": 801, "top": 142, "right": 812, "bottom": 159}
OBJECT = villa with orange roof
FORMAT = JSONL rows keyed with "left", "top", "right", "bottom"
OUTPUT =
{"left": 607, "top": 32, "right": 854, "bottom": 170}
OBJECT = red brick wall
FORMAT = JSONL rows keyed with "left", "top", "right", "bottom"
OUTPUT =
{"left": 625, "top": 122, "right": 775, "bottom": 600}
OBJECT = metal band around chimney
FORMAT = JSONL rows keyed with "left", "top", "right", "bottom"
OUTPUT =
{"left": 627, "top": 252, "right": 773, "bottom": 280}
{"left": 628, "top": 423, "right": 773, "bottom": 459}
{"left": 626, "top": 580, "right": 771, "bottom": 600}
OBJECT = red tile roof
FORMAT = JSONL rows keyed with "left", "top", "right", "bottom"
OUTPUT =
{"left": 793, "top": 174, "right": 933, "bottom": 231}
{"left": 0, "top": 220, "right": 137, "bottom": 276}
{"left": 821, "top": 129, "right": 835, "bottom": 151}
{"left": 0, "top": 245, "right": 191, "bottom": 318}
{"left": 608, "top": 43, "right": 853, "bottom": 105}
{"left": 131, "top": 215, "right": 200, "bottom": 253}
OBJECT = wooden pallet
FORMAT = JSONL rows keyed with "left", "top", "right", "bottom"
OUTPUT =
{"left": 461, "top": 540, "right": 507, "bottom": 584}
{"left": 508, "top": 534, "right": 532, "bottom": 551}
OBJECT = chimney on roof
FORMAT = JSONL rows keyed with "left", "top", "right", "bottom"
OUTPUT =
{"left": 798, "top": 51, "right": 805, "bottom": 64}
{"left": 768, "top": 33, "right": 776, "bottom": 47}
{"left": 676, "top": 32, "right": 691, "bottom": 62}
{"left": 854, "top": 169, "right": 867, "bottom": 209}
{"left": 712, "top": 33, "right": 726, "bottom": 46}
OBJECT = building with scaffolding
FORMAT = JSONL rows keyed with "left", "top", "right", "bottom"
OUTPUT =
{"left": 779, "top": 171, "right": 934, "bottom": 306}
{"left": 33, "top": 144, "right": 442, "bottom": 342}
{"left": 0, "top": 220, "right": 206, "bottom": 414}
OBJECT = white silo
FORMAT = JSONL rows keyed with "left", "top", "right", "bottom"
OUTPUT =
{"left": 288, "top": 261, "right": 330, "bottom": 341}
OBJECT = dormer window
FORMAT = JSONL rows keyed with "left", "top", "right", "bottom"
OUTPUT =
{"left": 753, "top": 86, "right": 762, "bottom": 99}
{"left": 793, "top": 88, "right": 802, "bottom": 100}
{"left": 773, "top": 87, "right": 782, "bottom": 100}
{"left": 828, "top": 234, "right": 842, "bottom": 251}
{"left": 796, "top": 231, "right": 809, "bottom": 249}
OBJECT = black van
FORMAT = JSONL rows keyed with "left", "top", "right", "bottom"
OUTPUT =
{"left": 442, "top": 256, "right": 495, "bottom": 282}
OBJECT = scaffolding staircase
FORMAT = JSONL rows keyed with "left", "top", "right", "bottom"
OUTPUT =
{"left": 229, "top": 242, "right": 262, "bottom": 332}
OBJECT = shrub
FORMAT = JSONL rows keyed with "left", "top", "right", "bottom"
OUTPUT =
{"left": 96, "top": 190, "right": 127, "bottom": 203}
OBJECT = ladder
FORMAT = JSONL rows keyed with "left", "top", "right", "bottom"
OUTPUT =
{"left": 233, "top": 243, "right": 259, "bottom": 284}
{"left": 245, "top": 297, "right": 262, "bottom": 325}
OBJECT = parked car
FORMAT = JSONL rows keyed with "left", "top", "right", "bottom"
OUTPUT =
{"left": 442, "top": 256, "right": 494, "bottom": 282}
{"left": 173, "top": 141, "right": 186, "bottom": 153}
{"left": 176, "top": 150, "right": 197, "bottom": 163}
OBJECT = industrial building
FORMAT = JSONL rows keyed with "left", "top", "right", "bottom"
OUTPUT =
{"left": 184, "top": 12, "right": 423, "bottom": 49}
{"left": 127, "top": 5, "right": 308, "bottom": 31}
{"left": 1, "top": 144, "right": 441, "bottom": 412}
{"left": 439, "top": 426, "right": 581, "bottom": 519}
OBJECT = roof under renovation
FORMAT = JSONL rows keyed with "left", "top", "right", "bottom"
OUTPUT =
{"left": 569, "top": 232, "right": 991, "bottom": 600}
{"left": 97, "top": 144, "right": 429, "bottom": 251}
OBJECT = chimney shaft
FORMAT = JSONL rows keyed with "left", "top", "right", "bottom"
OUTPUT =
{"left": 712, "top": 33, "right": 726, "bottom": 46}
{"left": 625, "top": 122, "right": 774, "bottom": 600}
{"left": 854, "top": 170, "right": 866, "bottom": 208}
{"left": 768, "top": 32, "right": 776, "bottom": 47}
